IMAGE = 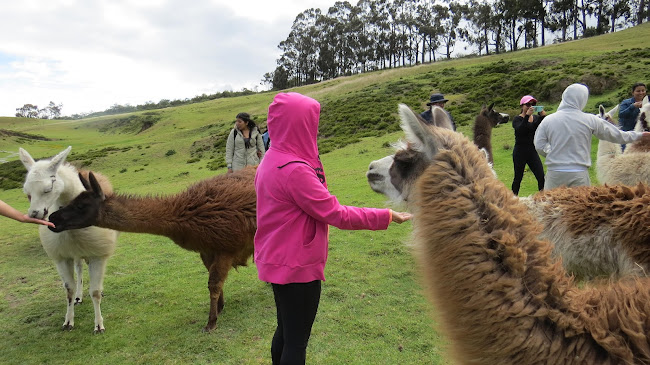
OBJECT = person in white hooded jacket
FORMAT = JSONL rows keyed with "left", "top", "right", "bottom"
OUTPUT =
{"left": 534, "top": 83, "right": 650, "bottom": 189}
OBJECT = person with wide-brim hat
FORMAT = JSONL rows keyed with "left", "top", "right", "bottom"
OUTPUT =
{"left": 420, "top": 93, "right": 456, "bottom": 130}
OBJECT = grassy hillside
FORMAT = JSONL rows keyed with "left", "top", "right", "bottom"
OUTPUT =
{"left": 1, "top": 23, "right": 650, "bottom": 364}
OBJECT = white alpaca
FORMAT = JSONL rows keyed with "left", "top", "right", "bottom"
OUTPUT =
{"left": 19, "top": 146, "right": 118, "bottom": 333}
{"left": 596, "top": 101, "right": 650, "bottom": 186}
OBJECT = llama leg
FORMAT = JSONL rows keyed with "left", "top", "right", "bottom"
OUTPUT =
{"left": 73, "top": 258, "right": 84, "bottom": 305}
{"left": 87, "top": 256, "right": 108, "bottom": 334}
{"left": 201, "top": 253, "right": 233, "bottom": 332}
{"left": 54, "top": 259, "right": 76, "bottom": 331}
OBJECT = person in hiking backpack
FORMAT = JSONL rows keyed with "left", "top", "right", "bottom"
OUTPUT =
{"left": 226, "top": 112, "right": 265, "bottom": 173}
{"left": 254, "top": 92, "right": 412, "bottom": 364}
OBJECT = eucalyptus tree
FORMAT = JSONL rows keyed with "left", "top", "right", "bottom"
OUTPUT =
{"left": 437, "top": 1, "right": 468, "bottom": 59}
{"left": 417, "top": 0, "right": 444, "bottom": 61}
{"left": 464, "top": 0, "right": 495, "bottom": 55}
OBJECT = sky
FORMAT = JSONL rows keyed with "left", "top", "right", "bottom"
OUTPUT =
{"left": 0, "top": 0, "right": 336, "bottom": 117}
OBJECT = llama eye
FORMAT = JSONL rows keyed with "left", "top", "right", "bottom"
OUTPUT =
{"left": 27, "top": 195, "right": 32, "bottom": 202}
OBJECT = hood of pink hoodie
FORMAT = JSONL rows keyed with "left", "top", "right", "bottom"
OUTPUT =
{"left": 266, "top": 92, "right": 321, "bottom": 168}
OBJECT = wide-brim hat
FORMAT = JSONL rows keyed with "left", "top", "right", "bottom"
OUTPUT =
{"left": 427, "top": 93, "right": 449, "bottom": 105}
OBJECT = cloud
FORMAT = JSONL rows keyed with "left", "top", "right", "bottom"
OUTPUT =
{"left": 0, "top": 0, "right": 334, "bottom": 116}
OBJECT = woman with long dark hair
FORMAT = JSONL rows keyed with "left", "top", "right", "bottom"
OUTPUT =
{"left": 226, "top": 112, "right": 265, "bottom": 173}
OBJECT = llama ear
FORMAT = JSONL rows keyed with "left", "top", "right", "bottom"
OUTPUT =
{"left": 431, "top": 106, "right": 454, "bottom": 130}
{"left": 79, "top": 172, "right": 92, "bottom": 191}
{"left": 607, "top": 104, "right": 619, "bottom": 119}
{"left": 643, "top": 96, "right": 649, "bottom": 105}
{"left": 488, "top": 102, "right": 494, "bottom": 111}
{"left": 598, "top": 105, "right": 606, "bottom": 118}
{"left": 88, "top": 172, "right": 105, "bottom": 200}
{"left": 47, "top": 146, "right": 71, "bottom": 174}
{"left": 18, "top": 147, "right": 35, "bottom": 170}
{"left": 399, "top": 104, "right": 438, "bottom": 158}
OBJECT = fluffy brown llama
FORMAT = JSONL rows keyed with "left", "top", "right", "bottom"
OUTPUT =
{"left": 521, "top": 183, "right": 650, "bottom": 280}
{"left": 369, "top": 105, "right": 650, "bottom": 280}
{"left": 472, "top": 103, "right": 509, "bottom": 164}
{"left": 391, "top": 105, "right": 650, "bottom": 363}
{"left": 48, "top": 167, "right": 256, "bottom": 332}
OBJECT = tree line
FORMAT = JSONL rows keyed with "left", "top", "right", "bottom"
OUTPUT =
{"left": 263, "top": 0, "right": 647, "bottom": 90}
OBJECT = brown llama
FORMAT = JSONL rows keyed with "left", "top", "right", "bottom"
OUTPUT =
{"left": 368, "top": 105, "right": 650, "bottom": 280}
{"left": 472, "top": 103, "right": 509, "bottom": 164}
{"left": 391, "top": 104, "right": 650, "bottom": 363}
{"left": 48, "top": 167, "right": 256, "bottom": 332}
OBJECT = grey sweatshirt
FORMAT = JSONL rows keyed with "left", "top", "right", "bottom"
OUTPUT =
{"left": 534, "top": 83, "right": 642, "bottom": 171}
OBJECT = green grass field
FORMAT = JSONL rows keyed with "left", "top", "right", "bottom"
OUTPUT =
{"left": 1, "top": 23, "right": 650, "bottom": 364}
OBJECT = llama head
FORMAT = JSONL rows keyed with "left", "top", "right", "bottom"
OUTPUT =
{"left": 598, "top": 104, "right": 619, "bottom": 125}
{"left": 366, "top": 105, "right": 458, "bottom": 203}
{"left": 19, "top": 146, "right": 71, "bottom": 219}
{"left": 48, "top": 172, "right": 105, "bottom": 232}
{"left": 635, "top": 99, "right": 650, "bottom": 133}
{"left": 478, "top": 102, "right": 510, "bottom": 128}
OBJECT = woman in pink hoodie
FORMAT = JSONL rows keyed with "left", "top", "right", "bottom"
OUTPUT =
{"left": 255, "top": 92, "right": 411, "bottom": 364}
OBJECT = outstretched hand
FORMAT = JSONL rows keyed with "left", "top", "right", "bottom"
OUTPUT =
{"left": 21, "top": 215, "right": 55, "bottom": 228}
{"left": 390, "top": 210, "right": 413, "bottom": 224}
{"left": 641, "top": 132, "right": 650, "bottom": 142}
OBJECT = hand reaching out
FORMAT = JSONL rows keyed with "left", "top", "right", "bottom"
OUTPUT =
{"left": 390, "top": 210, "right": 413, "bottom": 224}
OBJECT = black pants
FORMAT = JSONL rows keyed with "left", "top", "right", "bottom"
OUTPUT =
{"left": 271, "top": 280, "right": 321, "bottom": 365}
{"left": 511, "top": 145, "right": 545, "bottom": 195}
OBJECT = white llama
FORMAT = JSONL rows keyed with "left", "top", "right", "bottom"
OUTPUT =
{"left": 19, "top": 146, "right": 118, "bottom": 333}
{"left": 597, "top": 99, "right": 650, "bottom": 185}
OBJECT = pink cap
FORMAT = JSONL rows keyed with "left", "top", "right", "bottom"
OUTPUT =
{"left": 520, "top": 95, "right": 537, "bottom": 105}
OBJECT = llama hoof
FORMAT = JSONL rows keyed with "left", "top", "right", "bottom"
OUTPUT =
{"left": 93, "top": 326, "right": 105, "bottom": 334}
{"left": 62, "top": 323, "right": 74, "bottom": 331}
{"left": 202, "top": 324, "right": 217, "bottom": 333}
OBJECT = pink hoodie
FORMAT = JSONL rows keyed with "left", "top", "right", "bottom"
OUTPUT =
{"left": 254, "top": 92, "right": 392, "bottom": 284}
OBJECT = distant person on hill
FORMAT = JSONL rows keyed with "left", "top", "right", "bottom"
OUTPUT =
{"left": 511, "top": 95, "right": 546, "bottom": 195}
{"left": 226, "top": 112, "right": 265, "bottom": 173}
{"left": 618, "top": 82, "right": 646, "bottom": 151}
{"left": 0, "top": 199, "right": 54, "bottom": 227}
{"left": 534, "top": 83, "right": 650, "bottom": 189}
{"left": 420, "top": 93, "right": 456, "bottom": 130}
{"left": 255, "top": 92, "right": 412, "bottom": 365}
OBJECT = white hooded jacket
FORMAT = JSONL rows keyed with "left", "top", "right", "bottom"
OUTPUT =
{"left": 534, "top": 83, "right": 642, "bottom": 171}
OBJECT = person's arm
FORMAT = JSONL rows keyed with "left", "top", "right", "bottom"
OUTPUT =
{"left": 225, "top": 129, "right": 235, "bottom": 173}
{"left": 619, "top": 98, "right": 637, "bottom": 120}
{"left": 256, "top": 132, "right": 265, "bottom": 160}
{"left": 286, "top": 165, "right": 409, "bottom": 230}
{"left": 592, "top": 115, "right": 644, "bottom": 144}
{"left": 0, "top": 200, "right": 54, "bottom": 227}
{"left": 533, "top": 122, "right": 550, "bottom": 157}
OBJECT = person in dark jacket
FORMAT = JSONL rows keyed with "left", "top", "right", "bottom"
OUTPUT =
{"left": 619, "top": 82, "right": 646, "bottom": 132}
{"left": 511, "top": 95, "right": 546, "bottom": 195}
{"left": 420, "top": 93, "right": 456, "bottom": 130}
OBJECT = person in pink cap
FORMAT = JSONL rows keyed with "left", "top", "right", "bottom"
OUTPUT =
{"left": 511, "top": 95, "right": 546, "bottom": 195}
{"left": 254, "top": 92, "right": 411, "bottom": 364}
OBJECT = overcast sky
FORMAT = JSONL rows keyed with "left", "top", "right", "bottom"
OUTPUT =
{"left": 0, "top": 0, "right": 336, "bottom": 117}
